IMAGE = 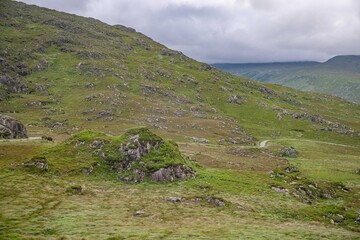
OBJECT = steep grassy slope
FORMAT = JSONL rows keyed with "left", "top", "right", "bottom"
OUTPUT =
{"left": 213, "top": 56, "right": 360, "bottom": 103}
{"left": 0, "top": 1, "right": 359, "bottom": 144}
{"left": 0, "top": 1, "right": 360, "bottom": 239}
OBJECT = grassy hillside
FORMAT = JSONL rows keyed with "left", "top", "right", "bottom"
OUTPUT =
{"left": 0, "top": 1, "right": 359, "bottom": 239}
{"left": 213, "top": 56, "right": 360, "bottom": 103}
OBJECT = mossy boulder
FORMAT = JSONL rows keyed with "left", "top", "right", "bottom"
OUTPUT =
{"left": 27, "top": 127, "right": 195, "bottom": 182}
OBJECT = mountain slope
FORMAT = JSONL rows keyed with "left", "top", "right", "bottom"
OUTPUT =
{"left": 213, "top": 56, "right": 360, "bottom": 103}
{"left": 0, "top": 1, "right": 360, "bottom": 239}
{"left": 0, "top": 1, "right": 359, "bottom": 144}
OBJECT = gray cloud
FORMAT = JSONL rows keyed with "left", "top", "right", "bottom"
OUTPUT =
{"left": 19, "top": 0, "right": 360, "bottom": 63}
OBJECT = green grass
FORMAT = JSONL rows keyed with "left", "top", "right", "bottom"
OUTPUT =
{"left": 1, "top": 140, "right": 360, "bottom": 239}
{"left": 0, "top": 0, "right": 359, "bottom": 238}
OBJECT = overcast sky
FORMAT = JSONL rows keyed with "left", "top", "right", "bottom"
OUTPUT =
{"left": 19, "top": 0, "right": 360, "bottom": 63}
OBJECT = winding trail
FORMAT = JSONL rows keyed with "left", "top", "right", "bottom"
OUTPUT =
{"left": 0, "top": 136, "right": 42, "bottom": 143}
{"left": 259, "top": 138, "right": 359, "bottom": 149}
{"left": 1, "top": 136, "right": 358, "bottom": 150}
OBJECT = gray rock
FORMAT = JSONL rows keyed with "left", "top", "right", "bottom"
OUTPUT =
{"left": 167, "top": 197, "right": 182, "bottom": 203}
{"left": 207, "top": 197, "right": 225, "bottom": 207}
{"left": 133, "top": 169, "right": 145, "bottom": 182}
{"left": 190, "top": 137, "right": 210, "bottom": 144}
{"left": 133, "top": 211, "right": 144, "bottom": 217}
{"left": 227, "top": 94, "right": 242, "bottom": 104}
{"left": 23, "top": 157, "right": 49, "bottom": 172}
{"left": 150, "top": 165, "right": 195, "bottom": 182}
{"left": 279, "top": 147, "right": 298, "bottom": 158}
{"left": 90, "top": 140, "right": 104, "bottom": 149}
{"left": 258, "top": 87, "right": 276, "bottom": 96}
{"left": 271, "top": 186, "right": 290, "bottom": 194}
{"left": 0, "top": 114, "right": 28, "bottom": 139}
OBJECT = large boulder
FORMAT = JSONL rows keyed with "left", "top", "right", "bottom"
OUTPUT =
{"left": 0, "top": 114, "right": 28, "bottom": 139}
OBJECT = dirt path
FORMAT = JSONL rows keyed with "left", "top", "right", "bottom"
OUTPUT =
{"left": 259, "top": 138, "right": 359, "bottom": 148}
{"left": 0, "top": 137, "right": 42, "bottom": 143}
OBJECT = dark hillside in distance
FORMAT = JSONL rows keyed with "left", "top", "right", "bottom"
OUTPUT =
{"left": 213, "top": 55, "right": 360, "bottom": 103}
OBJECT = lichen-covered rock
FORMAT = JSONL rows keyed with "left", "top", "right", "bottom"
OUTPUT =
{"left": 0, "top": 114, "right": 28, "bottom": 139}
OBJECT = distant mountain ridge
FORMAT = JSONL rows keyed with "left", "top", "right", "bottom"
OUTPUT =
{"left": 212, "top": 55, "right": 360, "bottom": 103}
{"left": 321, "top": 55, "right": 360, "bottom": 73}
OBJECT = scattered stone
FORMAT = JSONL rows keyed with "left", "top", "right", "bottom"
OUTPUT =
{"left": 133, "top": 211, "right": 145, "bottom": 217}
{"left": 207, "top": 197, "right": 225, "bottom": 207}
{"left": 291, "top": 113, "right": 302, "bottom": 119}
{"left": 167, "top": 197, "right": 182, "bottom": 203}
{"left": 190, "top": 137, "right": 210, "bottom": 144}
{"left": 23, "top": 157, "right": 48, "bottom": 172}
{"left": 82, "top": 166, "right": 94, "bottom": 175}
{"left": 271, "top": 186, "right": 290, "bottom": 194}
{"left": 297, "top": 187, "right": 307, "bottom": 195}
{"left": 258, "top": 87, "right": 276, "bottom": 96}
{"left": 85, "top": 82, "right": 95, "bottom": 88}
{"left": 35, "top": 85, "right": 48, "bottom": 91}
{"left": 284, "top": 165, "right": 299, "bottom": 173}
{"left": 237, "top": 205, "right": 245, "bottom": 210}
{"left": 227, "top": 94, "right": 242, "bottom": 104}
{"left": 98, "top": 110, "right": 113, "bottom": 116}
{"left": 279, "top": 147, "right": 298, "bottom": 158}
{"left": 90, "top": 140, "right": 104, "bottom": 149}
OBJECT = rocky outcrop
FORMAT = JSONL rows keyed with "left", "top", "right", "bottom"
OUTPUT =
{"left": 0, "top": 114, "right": 28, "bottom": 139}
{"left": 279, "top": 147, "right": 298, "bottom": 158}
{"left": 150, "top": 165, "right": 196, "bottom": 182}
{"left": 29, "top": 127, "right": 196, "bottom": 183}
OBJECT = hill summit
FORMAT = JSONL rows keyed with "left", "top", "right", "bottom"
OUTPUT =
{"left": 321, "top": 55, "right": 360, "bottom": 73}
